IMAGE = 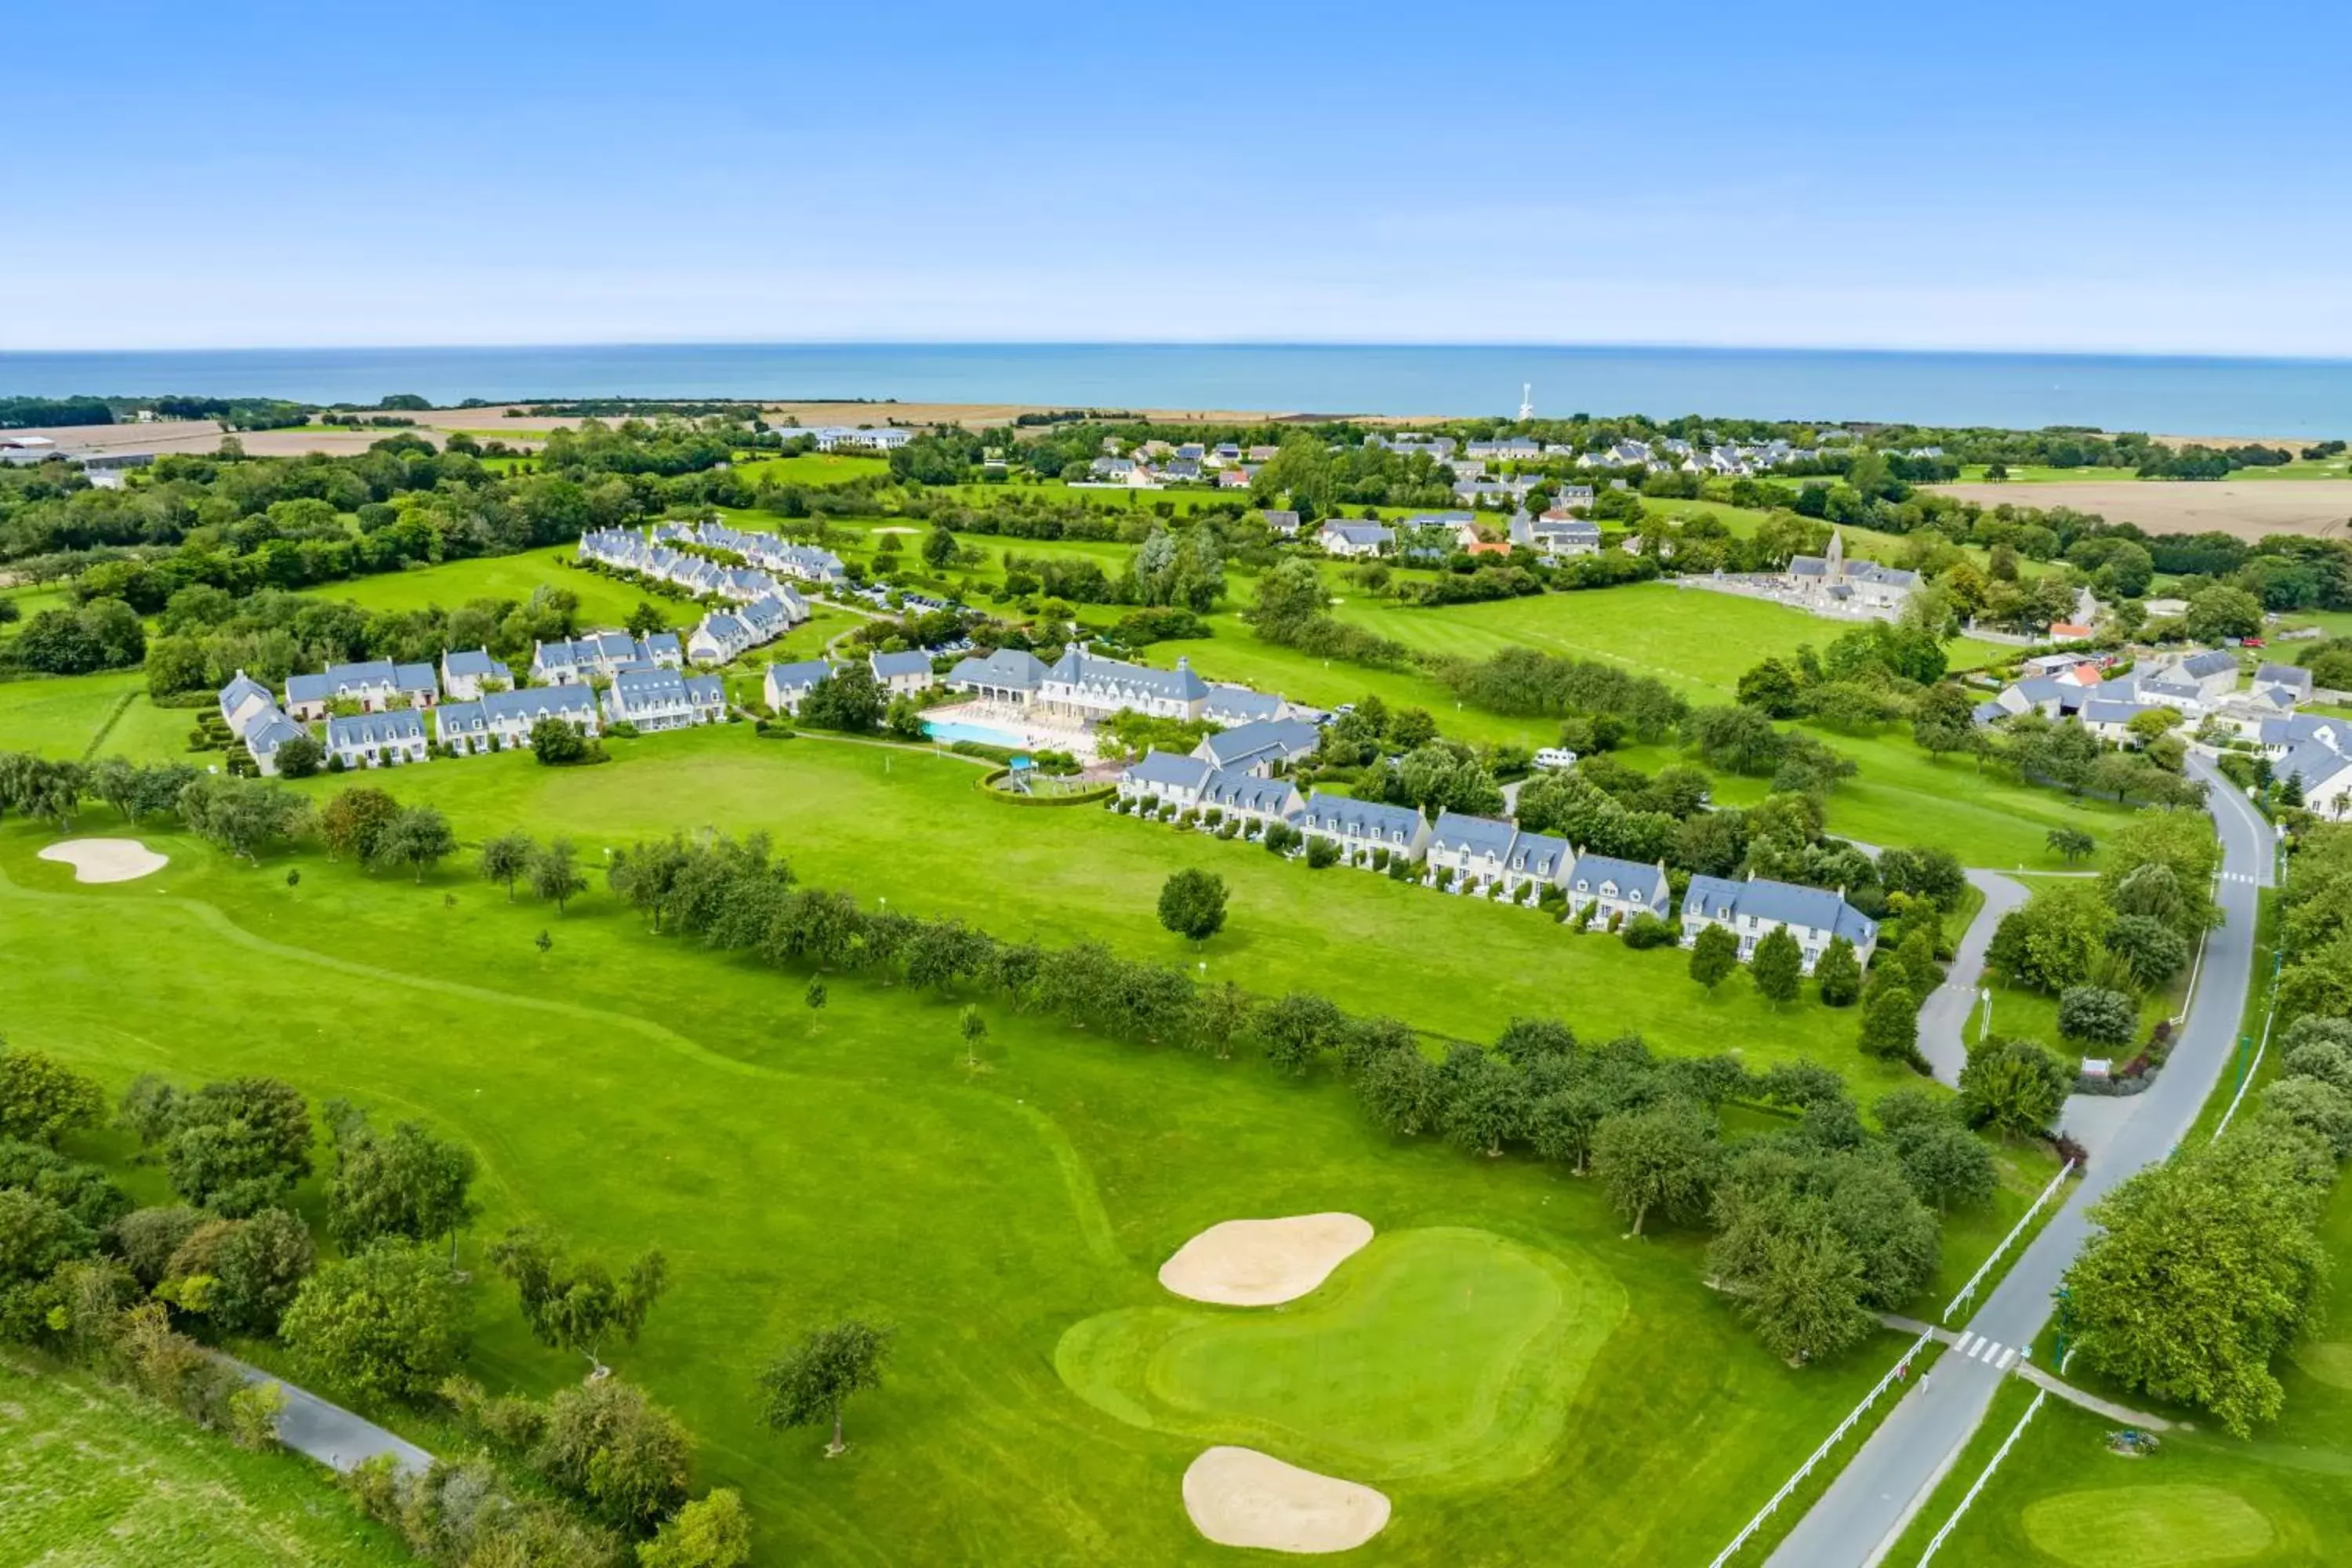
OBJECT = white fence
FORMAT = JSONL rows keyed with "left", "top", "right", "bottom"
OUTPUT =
{"left": 1705, "top": 1326, "right": 1939, "bottom": 1568}
{"left": 1943, "top": 1158, "right": 2077, "bottom": 1322}
{"left": 1915, "top": 1388, "right": 2049, "bottom": 1565}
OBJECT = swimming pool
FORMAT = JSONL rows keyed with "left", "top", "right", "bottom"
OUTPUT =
{"left": 924, "top": 717, "right": 1041, "bottom": 750}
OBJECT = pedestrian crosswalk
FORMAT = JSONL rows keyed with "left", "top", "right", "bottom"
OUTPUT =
{"left": 1950, "top": 1331, "right": 2022, "bottom": 1370}
{"left": 2221, "top": 871, "right": 2259, "bottom": 885}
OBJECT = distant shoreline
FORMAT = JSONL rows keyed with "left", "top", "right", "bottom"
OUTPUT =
{"left": 5, "top": 343, "right": 2350, "bottom": 437}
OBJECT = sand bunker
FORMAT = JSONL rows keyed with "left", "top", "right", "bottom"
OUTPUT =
{"left": 1182, "top": 1446, "right": 1389, "bottom": 1553}
{"left": 1159, "top": 1214, "right": 1373, "bottom": 1307}
{"left": 38, "top": 838, "right": 169, "bottom": 884}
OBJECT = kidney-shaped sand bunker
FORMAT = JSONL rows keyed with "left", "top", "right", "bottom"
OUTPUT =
{"left": 38, "top": 839, "right": 169, "bottom": 884}
{"left": 1157, "top": 1214, "right": 1374, "bottom": 1307}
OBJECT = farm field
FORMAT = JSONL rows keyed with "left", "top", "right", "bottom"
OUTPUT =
{"left": 0, "top": 814, "right": 2049, "bottom": 1567}
{"left": 1929, "top": 480, "right": 2352, "bottom": 540}
{"left": 1892, "top": 1164, "right": 2352, "bottom": 1566}
{"left": 0, "top": 669, "right": 142, "bottom": 758}
{"left": 0, "top": 1353, "right": 407, "bottom": 1566}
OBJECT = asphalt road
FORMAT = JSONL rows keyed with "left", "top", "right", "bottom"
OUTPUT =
{"left": 227, "top": 1356, "right": 433, "bottom": 1477}
{"left": 1762, "top": 755, "right": 2274, "bottom": 1567}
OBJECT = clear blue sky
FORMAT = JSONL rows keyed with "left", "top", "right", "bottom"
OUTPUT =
{"left": 9, "top": 0, "right": 2348, "bottom": 356}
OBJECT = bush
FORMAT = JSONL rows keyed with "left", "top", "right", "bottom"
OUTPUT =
{"left": 1620, "top": 913, "right": 1678, "bottom": 949}
{"left": 2057, "top": 985, "right": 2138, "bottom": 1047}
{"left": 1305, "top": 837, "right": 1341, "bottom": 869}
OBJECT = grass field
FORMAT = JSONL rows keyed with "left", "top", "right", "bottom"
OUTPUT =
{"left": 734, "top": 453, "right": 891, "bottom": 486}
{"left": 309, "top": 553, "right": 691, "bottom": 631}
{"left": 0, "top": 1353, "right": 406, "bottom": 1566}
{"left": 0, "top": 811, "right": 2025, "bottom": 1567}
{"left": 0, "top": 669, "right": 144, "bottom": 758}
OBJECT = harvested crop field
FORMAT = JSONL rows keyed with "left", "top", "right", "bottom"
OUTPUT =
{"left": 1930, "top": 481, "right": 2352, "bottom": 539}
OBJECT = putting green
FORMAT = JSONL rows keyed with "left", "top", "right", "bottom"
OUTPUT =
{"left": 2020, "top": 1484, "right": 2275, "bottom": 1567}
{"left": 1054, "top": 1226, "right": 1623, "bottom": 1485}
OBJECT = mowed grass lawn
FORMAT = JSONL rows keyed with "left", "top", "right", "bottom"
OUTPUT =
{"left": 0, "top": 669, "right": 143, "bottom": 758}
{"left": 1894, "top": 1166, "right": 2352, "bottom": 1566}
{"left": 2, "top": 819, "right": 1949, "bottom": 1568}
{"left": 312, "top": 553, "right": 693, "bottom": 631}
{"left": 273, "top": 726, "right": 1899, "bottom": 1077}
{"left": 0, "top": 1353, "right": 407, "bottom": 1566}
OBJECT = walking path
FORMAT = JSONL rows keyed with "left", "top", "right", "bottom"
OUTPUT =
{"left": 225, "top": 1356, "right": 432, "bottom": 1477}
{"left": 1765, "top": 754, "right": 2270, "bottom": 1567}
{"left": 1875, "top": 1316, "right": 2173, "bottom": 1428}
{"left": 1915, "top": 868, "right": 2030, "bottom": 1085}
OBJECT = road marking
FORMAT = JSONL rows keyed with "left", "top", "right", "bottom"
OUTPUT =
{"left": 1972, "top": 1339, "right": 1995, "bottom": 1362}
{"left": 1953, "top": 1333, "right": 1978, "bottom": 1356}
{"left": 1996, "top": 1348, "right": 2019, "bottom": 1370}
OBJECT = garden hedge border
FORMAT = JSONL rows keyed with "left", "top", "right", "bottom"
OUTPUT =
{"left": 975, "top": 768, "right": 1116, "bottom": 807}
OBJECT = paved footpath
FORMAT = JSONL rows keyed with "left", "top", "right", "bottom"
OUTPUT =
{"left": 1764, "top": 755, "right": 2272, "bottom": 1567}
{"left": 227, "top": 1356, "right": 432, "bottom": 1476}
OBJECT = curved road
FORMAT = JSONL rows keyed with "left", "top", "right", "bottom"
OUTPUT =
{"left": 1763, "top": 754, "right": 2273, "bottom": 1567}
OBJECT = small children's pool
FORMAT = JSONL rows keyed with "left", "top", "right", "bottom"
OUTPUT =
{"left": 924, "top": 717, "right": 1041, "bottom": 750}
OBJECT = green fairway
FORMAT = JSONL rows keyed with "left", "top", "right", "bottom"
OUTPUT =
{"left": 1057, "top": 1227, "right": 1619, "bottom": 1485}
{"left": 0, "top": 1354, "right": 406, "bottom": 1566}
{"left": 2020, "top": 1483, "right": 2277, "bottom": 1567}
{"left": 0, "top": 669, "right": 143, "bottom": 758}
{"left": 307, "top": 553, "right": 692, "bottom": 630}
{"left": 733, "top": 452, "right": 891, "bottom": 485}
{"left": 0, "top": 816, "right": 1955, "bottom": 1566}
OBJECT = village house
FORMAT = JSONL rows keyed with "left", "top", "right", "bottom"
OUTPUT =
{"left": 1508, "top": 510, "right": 1602, "bottom": 556}
{"left": 1036, "top": 648, "right": 1210, "bottom": 723}
{"left": 283, "top": 659, "right": 439, "bottom": 721}
{"left": 1782, "top": 529, "right": 1920, "bottom": 615}
{"left": 1117, "top": 749, "right": 1214, "bottom": 811}
{"left": 763, "top": 658, "right": 837, "bottom": 715}
{"left": 531, "top": 630, "right": 685, "bottom": 685}
{"left": 2274, "top": 736, "right": 2352, "bottom": 818}
{"left": 1679, "top": 872, "right": 1878, "bottom": 972}
{"left": 325, "top": 709, "right": 430, "bottom": 769}
{"left": 2254, "top": 662, "right": 2315, "bottom": 706}
{"left": 1202, "top": 685, "right": 1283, "bottom": 726}
{"left": 218, "top": 670, "right": 277, "bottom": 734}
{"left": 945, "top": 647, "right": 1047, "bottom": 704}
{"left": 1192, "top": 717, "right": 1319, "bottom": 775}
{"left": 2152, "top": 648, "right": 2242, "bottom": 705}
{"left": 1564, "top": 852, "right": 1670, "bottom": 926}
{"left": 219, "top": 671, "right": 310, "bottom": 775}
{"left": 1261, "top": 510, "right": 1301, "bottom": 537}
{"left": 434, "top": 686, "right": 601, "bottom": 755}
{"left": 686, "top": 593, "right": 802, "bottom": 666}
{"left": 438, "top": 648, "right": 513, "bottom": 702}
{"left": 2079, "top": 696, "right": 2173, "bottom": 745}
{"left": 869, "top": 649, "right": 936, "bottom": 698}
{"left": 604, "top": 667, "right": 727, "bottom": 731}
{"left": 1425, "top": 813, "right": 1568, "bottom": 898}
{"left": 1318, "top": 521, "right": 1395, "bottom": 557}
{"left": 1199, "top": 770, "right": 1304, "bottom": 829}
{"left": 792, "top": 426, "right": 912, "bottom": 452}
{"left": 1296, "top": 791, "right": 1430, "bottom": 867}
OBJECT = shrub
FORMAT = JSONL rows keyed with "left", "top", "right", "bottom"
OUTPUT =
{"left": 1621, "top": 913, "right": 1678, "bottom": 949}
{"left": 1305, "top": 837, "right": 1341, "bottom": 869}
{"left": 2057, "top": 985, "right": 2137, "bottom": 1047}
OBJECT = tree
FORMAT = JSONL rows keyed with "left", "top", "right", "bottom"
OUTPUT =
{"left": 758, "top": 1319, "right": 894, "bottom": 1457}
{"left": 2103, "top": 913, "right": 2190, "bottom": 991}
{"left": 1592, "top": 1101, "right": 1720, "bottom": 1236}
{"left": 532, "top": 717, "right": 593, "bottom": 764}
{"left": 1688, "top": 925, "right": 1740, "bottom": 992}
{"left": 1893, "top": 1120, "right": 1998, "bottom": 1212}
{"left": 1258, "top": 991, "right": 1346, "bottom": 1076}
{"left": 1709, "top": 1200, "right": 1875, "bottom": 1365}
{"left": 2064, "top": 1133, "right": 2326, "bottom": 1436}
{"left": 1957, "top": 1038, "right": 2071, "bottom": 1138}
{"left": 377, "top": 804, "right": 457, "bottom": 883}
{"left": 922, "top": 526, "right": 957, "bottom": 570}
{"left": 1436, "top": 1046, "right": 1526, "bottom": 1157}
{"left": 0, "top": 1047, "right": 105, "bottom": 1145}
{"left": 328, "top": 1111, "right": 479, "bottom": 1261}
{"left": 1156, "top": 867, "right": 1229, "bottom": 942}
{"left": 2184, "top": 584, "right": 2264, "bottom": 644}
{"left": 273, "top": 734, "right": 325, "bottom": 779}
{"left": 1682, "top": 705, "right": 1784, "bottom": 775}
{"left": 639, "top": 1488, "right": 753, "bottom": 1568}
{"left": 209, "top": 1207, "right": 315, "bottom": 1337}
{"left": 532, "top": 838, "right": 588, "bottom": 913}
{"left": 1814, "top": 937, "right": 1864, "bottom": 1007}
{"left": 321, "top": 786, "right": 401, "bottom": 865}
{"left": 626, "top": 601, "right": 668, "bottom": 640}
{"left": 1986, "top": 885, "right": 2111, "bottom": 993}
{"left": 799, "top": 666, "right": 885, "bottom": 734}
{"left": 957, "top": 1004, "right": 987, "bottom": 1069}
{"left": 279, "top": 1241, "right": 470, "bottom": 1404}
{"left": 479, "top": 830, "right": 536, "bottom": 901}
{"left": 1356, "top": 1047, "right": 1443, "bottom": 1136}
{"left": 490, "top": 1226, "right": 669, "bottom": 1377}
{"left": 2056, "top": 985, "right": 2137, "bottom": 1047}
{"left": 804, "top": 978, "right": 827, "bottom": 1011}
{"left": 1911, "top": 683, "right": 1980, "bottom": 760}
{"left": 534, "top": 1377, "right": 695, "bottom": 1534}
{"left": 1858, "top": 987, "right": 1921, "bottom": 1063}
{"left": 1751, "top": 927, "right": 1803, "bottom": 1006}
{"left": 1735, "top": 657, "right": 1805, "bottom": 717}
{"left": 178, "top": 775, "right": 313, "bottom": 862}
{"left": 158, "top": 1077, "right": 314, "bottom": 1217}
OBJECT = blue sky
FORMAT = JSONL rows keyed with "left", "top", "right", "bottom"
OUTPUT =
{"left": 7, "top": 0, "right": 2348, "bottom": 356}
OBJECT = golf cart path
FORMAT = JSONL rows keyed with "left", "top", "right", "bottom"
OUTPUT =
{"left": 225, "top": 1356, "right": 432, "bottom": 1476}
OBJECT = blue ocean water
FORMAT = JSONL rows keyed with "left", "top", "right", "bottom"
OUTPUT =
{"left": 2, "top": 343, "right": 2350, "bottom": 437}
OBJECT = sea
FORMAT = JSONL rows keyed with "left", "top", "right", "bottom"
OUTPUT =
{"left": 4, "top": 343, "right": 2350, "bottom": 437}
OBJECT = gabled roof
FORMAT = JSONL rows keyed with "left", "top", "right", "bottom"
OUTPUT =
{"left": 1683, "top": 873, "right": 1876, "bottom": 945}
{"left": 2176, "top": 649, "right": 2239, "bottom": 679}
{"left": 948, "top": 647, "right": 1047, "bottom": 691}
{"left": 1301, "top": 791, "right": 1422, "bottom": 840}
{"left": 287, "top": 659, "right": 399, "bottom": 703}
{"left": 1203, "top": 685, "right": 1282, "bottom": 725}
{"left": 326, "top": 709, "right": 424, "bottom": 747}
{"left": 1200, "top": 769, "right": 1299, "bottom": 815}
{"left": 2275, "top": 739, "right": 2352, "bottom": 790}
{"left": 1046, "top": 648, "right": 1210, "bottom": 703}
{"left": 765, "top": 657, "right": 835, "bottom": 691}
{"left": 441, "top": 648, "right": 510, "bottom": 680}
{"left": 1567, "top": 852, "right": 1666, "bottom": 902}
{"left": 1429, "top": 811, "right": 1517, "bottom": 859}
{"left": 1508, "top": 831, "right": 1573, "bottom": 877}
{"left": 218, "top": 670, "right": 271, "bottom": 717}
{"left": 2256, "top": 662, "right": 2313, "bottom": 689}
{"left": 1195, "top": 717, "right": 1318, "bottom": 769}
{"left": 869, "top": 650, "right": 934, "bottom": 679}
{"left": 1123, "top": 749, "right": 1214, "bottom": 792}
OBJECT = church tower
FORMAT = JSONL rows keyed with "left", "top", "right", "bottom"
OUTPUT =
{"left": 1826, "top": 527, "right": 1846, "bottom": 578}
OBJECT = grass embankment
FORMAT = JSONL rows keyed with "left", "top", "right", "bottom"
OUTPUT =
{"left": 0, "top": 1352, "right": 407, "bottom": 1566}
{"left": 2, "top": 815, "right": 1982, "bottom": 1567}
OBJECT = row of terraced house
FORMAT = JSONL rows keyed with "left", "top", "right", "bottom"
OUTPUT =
{"left": 216, "top": 634, "right": 730, "bottom": 774}
{"left": 1114, "top": 742, "right": 1876, "bottom": 968}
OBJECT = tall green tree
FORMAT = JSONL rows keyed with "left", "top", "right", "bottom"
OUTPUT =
{"left": 1592, "top": 1101, "right": 1720, "bottom": 1236}
{"left": 326, "top": 1109, "right": 479, "bottom": 1261}
{"left": 1813, "top": 936, "right": 1864, "bottom": 1007}
{"left": 489, "top": 1226, "right": 669, "bottom": 1377}
{"left": 478, "top": 830, "right": 536, "bottom": 901}
{"left": 532, "top": 838, "right": 588, "bottom": 913}
{"left": 279, "top": 1241, "right": 470, "bottom": 1403}
{"left": 1751, "top": 927, "right": 1804, "bottom": 1006}
{"left": 1156, "top": 867, "right": 1229, "bottom": 942}
{"left": 0, "top": 1047, "right": 106, "bottom": 1146}
{"left": 1688, "top": 925, "right": 1739, "bottom": 992}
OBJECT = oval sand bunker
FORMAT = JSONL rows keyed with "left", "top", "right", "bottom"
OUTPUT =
{"left": 1159, "top": 1214, "right": 1374, "bottom": 1307}
{"left": 38, "top": 838, "right": 169, "bottom": 884}
{"left": 1183, "top": 1446, "right": 1390, "bottom": 1553}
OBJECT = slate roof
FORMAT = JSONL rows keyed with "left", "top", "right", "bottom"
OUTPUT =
{"left": 1430, "top": 811, "right": 1519, "bottom": 860}
{"left": 869, "top": 650, "right": 935, "bottom": 680}
{"left": 1203, "top": 685, "right": 1283, "bottom": 725}
{"left": 437, "top": 686, "right": 595, "bottom": 740}
{"left": 245, "top": 709, "right": 307, "bottom": 757}
{"left": 1194, "top": 717, "right": 1319, "bottom": 770}
{"left": 1508, "top": 832, "right": 1573, "bottom": 878}
{"left": 947, "top": 647, "right": 1047, "bottom": 691}
{"left": 765, "top": 657, "right": 835, "bottom": 692}
{"left": 1300, "top": 791, "right": 1422, "bottom": 842}
{"left": 2275, "top": 739, "right": 2352, "bottom": 791}
{"left": 1682, "top": 873, "right": 1876, "bottom": 945}
{"left": 326, "top": 710, "right": 424, "bottom": 749}
{"left": 608, "top": 666, "right": 724, "bottom": 713}
{"left": 1047, "top": 648, "right": 1210, "bottom": 703}
{"left": 1566, "top": 852, "right": 1667, "bottom": 905}
{"left": 2256, "top": 662, "right": 2314, "bottom": 693}
{"left": 2176, "top": 649, "right": 2239, "bottom": 679}
{"left": 287, "top": 659, "right": 401, "bottom": 705}
{"left": 1319, "top": 522, "right": 1394, "bottom": 549}
{"left": 2081, "top": 697, "right": 2161, "bottom": 728}
{"left": 441, "top": 648, "right": 510, "bottom": 681}
{"left": 1123, "top": 750, "right": 1215, "bottom": 792}
{"left": 1200, "top": 770, "right": 1299, "bottom": 815}
{"left": 218, "top": 670, "right": 271, "bottom": 720}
